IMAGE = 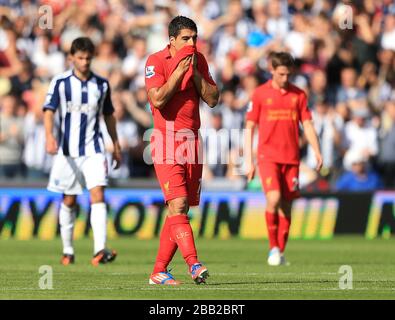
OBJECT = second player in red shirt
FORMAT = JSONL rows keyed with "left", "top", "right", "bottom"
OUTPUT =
{"left": 245, "top": 52, "right": 323, "bottom": 266}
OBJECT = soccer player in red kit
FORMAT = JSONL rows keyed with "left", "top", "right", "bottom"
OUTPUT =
{"left": 145, "top": 16, "right": 219, "bottom": 284}
{"left": 245, "top": 52, "right": 323, "bottom": 266}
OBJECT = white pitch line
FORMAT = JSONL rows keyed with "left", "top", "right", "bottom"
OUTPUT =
{"left": 139, "top": 287, "right": 395, "bottom": 292}
{"left": 213, "top": 272, "right": 339, "bottom": 276}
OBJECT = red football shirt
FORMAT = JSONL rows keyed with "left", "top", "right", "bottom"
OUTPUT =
{"left": 145, "top": 45, "right": 216, "bottom": 133}
{"left": 246, "top": 79, "right": 312, "bottom": 165}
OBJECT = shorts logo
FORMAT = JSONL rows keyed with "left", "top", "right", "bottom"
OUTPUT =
{"left": 164, "top": 181, "right": 170, "bottom": 195}
{"left": 176, "top": 231, "right": 190, "bottom": 240}
{"left": 54, "top": 179, "right": 60, "bottom": 186}
{"left": 266, "top": 177, "right": 272, "bottom": 186}
{"left": 145, "top": 66, "right": 155, "bottom": 78}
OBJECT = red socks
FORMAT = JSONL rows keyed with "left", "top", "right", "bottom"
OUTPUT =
{"left": 265, "top": 211, "right": 291, "bottom": 253}
{"left": 265, "top": 211, "right": 279, "bottom": 249}
{"left": 153, "top": 217, "right": 177, "bottom": 273}
{"left": 168, "top": 214, "right": 199, "bottom": 268}
{"left": 278, "top": 214, "right": 291, "bottom": 253}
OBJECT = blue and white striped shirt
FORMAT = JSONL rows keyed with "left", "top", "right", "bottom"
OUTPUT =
{"left": 43, "top": 70, "right": 114, "bottom": 157}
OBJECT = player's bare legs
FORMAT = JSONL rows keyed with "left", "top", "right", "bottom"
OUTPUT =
{"left": 265, "top": 190, "right": 282, "bottom": 266}
{"left": 89, "top": 186, "right": 116, "bottom": 266}
{"left": 59, "top": 194, "right": 77, "bottom": 265}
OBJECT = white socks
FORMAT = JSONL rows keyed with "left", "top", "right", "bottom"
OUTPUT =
{"left": 59, "top": 203, "right": 76, "bottom": 255}
{"left": 90, "top": 202, "right": 107, "bottom": 255}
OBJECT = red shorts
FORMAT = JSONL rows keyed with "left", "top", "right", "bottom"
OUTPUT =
{"left": 258, "top": 161, "right": 300, "bottom": 201}
{"left": 152, "top": 132, "right": 203, "bottom": 206}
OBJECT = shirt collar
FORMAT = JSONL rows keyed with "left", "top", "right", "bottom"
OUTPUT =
{"left": 159, "top": 45, "right": 172, "bottom": 59}
{"left": 72, "top": 69, "right": 93, "bottom": 83}
{"left": 269, "top": 79, "right": 289, "bottom": 95}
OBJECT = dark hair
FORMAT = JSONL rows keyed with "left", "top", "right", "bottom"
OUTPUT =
{"left": 168, "top": 16, "right": 197, "bottom": 38}
{"left": 269, "top": 51, "right": 295, "bottom": 69}
{"left": 70, "top": 37, "right": 95, "bottom": 55}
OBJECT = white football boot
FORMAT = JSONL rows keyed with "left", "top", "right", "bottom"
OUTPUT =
{"left": 267, "top": 247, "right": 281, "bottom": 266}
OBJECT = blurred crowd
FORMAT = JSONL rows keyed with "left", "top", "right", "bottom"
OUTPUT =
{"left": 0, "top": 0, "right": 395, "bottom": 192}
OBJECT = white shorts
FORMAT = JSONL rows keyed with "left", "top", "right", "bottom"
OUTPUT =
{"left": 47, "top": 153, "right": 108, "bottom": 195}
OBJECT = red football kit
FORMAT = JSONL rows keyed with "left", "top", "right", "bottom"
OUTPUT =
{"left": 145, "top": 45, "right": 216, "bottom": 206}
{"left": 246, "top": 79, "right": 312, "bottom": 201}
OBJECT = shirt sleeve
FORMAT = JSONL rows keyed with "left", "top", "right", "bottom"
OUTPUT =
{"left": 245, "top": 90, "right": 261, "bottom": 124}
{"left": 298, "top": 91, "right": 312, "bottom": 122}
{"left": 197, "top": 52, "right": 217, "bottom": 86}
{"left": 102, "top": 82, "right": 114, "bottom": 115}
{"left": 145, "top": 54, "right": 166, "bottom": 91}
{"left": 43, "top": 76, "right": 61, "bottom": 111}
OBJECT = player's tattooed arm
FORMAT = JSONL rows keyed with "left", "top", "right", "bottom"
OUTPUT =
{"left": 303, "top": 120, "right": 323, "bottom": 172}
{"left": 148, "top": 56, "right": 191, "bottom": 110}
{"left": 104, "top": 114, "right": 122, "bottom": 169}
{"left": 43, "top": 109, "right": 58, "bottom": 155}
{"left": 191, "top": 55, "right": 219, "bottom": 108}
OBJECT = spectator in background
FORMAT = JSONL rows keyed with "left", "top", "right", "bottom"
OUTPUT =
{"left": 9, "top": 57, "right": 33, "bottom": 96}
{"left": 122, "top": 36, "right": 149, "bottom": 90}
{"left": 336, "top": 67, "right": 368, "bottom": 120}
{"left": 0, "top": 15, "right": 22, "bottom": 78}
{"left": 217, "top": 86, "right": 245, "bottom": 131}
{"left": 101, "top": 91, "right": 139, "bottom": 179}
{"left": 235, "top": 74, "right": 259, "bottom": 113}
{"left": 377, "top": 100, "right": 395, "bottom": 188}
{"left": 305, "top": 97, "right": 344, "bottom": 177}
{"left": 343, "top": 108, "right": 378, "bottom": 162}
{"left": 336, "top": 67, "right": 367, "bottom": 104}
{"left": 23, "top": 93, "right": 53, "bottom": 178}
{"left": 284, "top": 13, "right": 311, "bottom": 60}
{"left": 357, "top": 61, "right": 385, "bottom": 113}
{"left": 120, "top": 91, "right": 152, "bottom": 178}
{"left": 377, "top": 49, "right": 394, "bottom": 86}
{"left": 247, "top": 2, "right": 273, "bottom": 50}
{"left": 222, "top": 39, "right": 255, "bottom": 83}
{"left": 0, "top": 94, "right": 24, "bottom": 178}
{"left": 91, "top": 40, "right": 122, "bottom": 78}
{"left": 381, "top": 12, "right": 395, "bottom": 51}
{"left": 308, "top": 69, "right": 330, "bottom": 108}
{"left": 32, "top": 32, "right": 65, "bottom": 81}
{"left": 265, "top": 0, "right": 289, "bottom": 40}
{"left": 335, "top": 149, "right": 382, "bottom": 191}
{"left": 202, "top": 110, "right": 228, "bottom": 180}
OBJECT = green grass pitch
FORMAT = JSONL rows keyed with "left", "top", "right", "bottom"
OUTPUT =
{"left": 0, "top": 236, "right": 394, "bottom": 299}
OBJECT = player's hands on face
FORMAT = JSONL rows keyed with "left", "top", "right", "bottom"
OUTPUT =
{"left": 112, "top": 143, "right": 122, "bottom": 170}
{"left": 191, "top": 53, "right": 198, "bottom": 72}
{"left": 315, "top": 152, "right": 323, "bottom": 172}
{"left": 45, "top": 135, "right": 58, "bottom": 155}
{"left": 176, "top": 56, "right": 192, "bottom": 76}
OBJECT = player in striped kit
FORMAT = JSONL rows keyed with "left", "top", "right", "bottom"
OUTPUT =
{"left": 43, "top": 37, "right": 121, "bottom": 266}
